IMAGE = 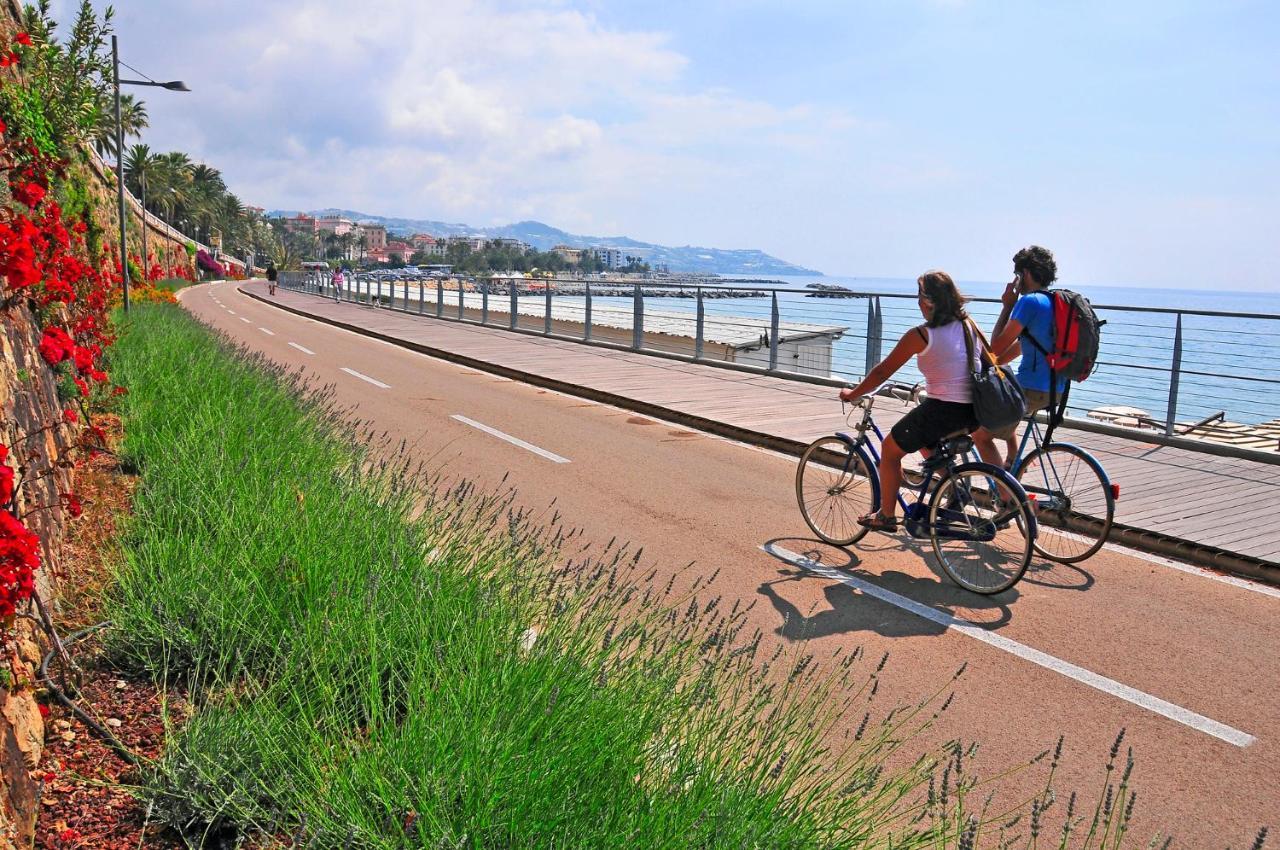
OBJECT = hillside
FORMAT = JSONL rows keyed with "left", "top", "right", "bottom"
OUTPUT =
{"left": 269, "top": 209, "right": 822, "bottom": 276}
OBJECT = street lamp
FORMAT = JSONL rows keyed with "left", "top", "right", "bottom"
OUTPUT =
{"left": 113, "top": 34, "right": 189, "bottom": 312}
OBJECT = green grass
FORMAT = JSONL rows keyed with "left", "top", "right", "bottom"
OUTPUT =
{"left": 105, "top": 303, "right": 1152, "bottom": 848}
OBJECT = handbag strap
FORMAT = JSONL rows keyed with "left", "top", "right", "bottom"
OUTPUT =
{"left": 964, "top": 317, "right": 1002, "bottom": 370}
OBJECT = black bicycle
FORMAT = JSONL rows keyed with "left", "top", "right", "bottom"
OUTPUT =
{"left": 796, "top": 385, "right": 1039, "bottom": 595}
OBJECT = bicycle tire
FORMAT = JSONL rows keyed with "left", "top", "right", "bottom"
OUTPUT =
{"left": 1015, "top": 443, "right": 1114, "bottom": 563}
{"left": 929, "top": 463, "right": 1034, "bottom": 595}
{"left": 796, "top": 436, "right": 878, "bottom": 546}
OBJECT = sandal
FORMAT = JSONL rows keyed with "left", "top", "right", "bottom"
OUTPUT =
{"left": 857, "top": 512, "right": 899, "bottom": 532}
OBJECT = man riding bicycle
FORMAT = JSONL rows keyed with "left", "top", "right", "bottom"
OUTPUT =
{"left": 971, "top": 245, "right": 1067, "bottom": 470}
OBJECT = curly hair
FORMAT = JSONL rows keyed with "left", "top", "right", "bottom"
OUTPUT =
{"left": 917, "top": 270, "right": 969, "bottom": 328}
{"left": 1012, "top": 245, "right": 1058, "bottom": 287}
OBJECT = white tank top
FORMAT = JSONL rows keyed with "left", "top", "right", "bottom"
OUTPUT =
{"left": 916, "top": 320, "right": 976, "bottom": 403}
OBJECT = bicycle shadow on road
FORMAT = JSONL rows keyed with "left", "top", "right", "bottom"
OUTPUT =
{"left": 756, "top": 536, "right": 1015, "bottom": 643}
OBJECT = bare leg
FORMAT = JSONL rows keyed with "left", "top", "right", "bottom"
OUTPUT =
{"left": 877, "top": 434, "right": 907, "bottom": 519}
{"left": 971, "top": 427, "right": 1005, "bottom": 468}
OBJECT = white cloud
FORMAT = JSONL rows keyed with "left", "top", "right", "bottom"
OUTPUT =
{"left": 98, "top": 0, "right": 859, "bottom": 242}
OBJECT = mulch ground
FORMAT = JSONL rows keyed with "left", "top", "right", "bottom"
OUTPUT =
{"left": 33, "top": 415, "right": 187, "bottom": 849}
{"left": 35, "top": 650, "right": 186, "bottom": 849}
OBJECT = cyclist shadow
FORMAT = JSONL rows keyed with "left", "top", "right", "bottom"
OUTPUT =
{"left": 758, "top": 536, "right": 1015, "bottom": 642}
{"left": 1020, "top": 556, "right": 1095, "bottom": 592}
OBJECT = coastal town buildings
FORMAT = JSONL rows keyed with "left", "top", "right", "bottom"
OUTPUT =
{"left": 360, "top": 224, "right": 387, "bottom": 250}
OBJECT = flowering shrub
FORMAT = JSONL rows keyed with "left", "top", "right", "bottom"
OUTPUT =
{"left": 0, "top": 28, "right": 124, "bottom": 625}
{"left": 195, "top": 248, "right": 224, "bottom": 276}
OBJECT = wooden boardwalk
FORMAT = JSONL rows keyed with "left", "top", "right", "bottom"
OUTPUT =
{"left": 253, "top": 284, "right": 1280, "bottom": 568}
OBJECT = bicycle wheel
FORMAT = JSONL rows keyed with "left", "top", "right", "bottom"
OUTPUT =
{"left": 1015, "top": 443, "right": 1114, "bottom": 563}
{"left": 796, "top": 436, "right": 877, "bottom": 546}
{"left": 929, "top": 464, "right": 1033, "bottom": 595}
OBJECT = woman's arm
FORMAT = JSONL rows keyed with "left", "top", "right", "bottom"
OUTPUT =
{"left": 839, "top": 328, "right": 927, "bottom": 401}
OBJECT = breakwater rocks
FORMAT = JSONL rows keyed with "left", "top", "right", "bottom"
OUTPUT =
{"left": 805, "top": 283, "right": 864, "bottom": 298}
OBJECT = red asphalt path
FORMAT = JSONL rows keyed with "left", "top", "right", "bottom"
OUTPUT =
{"left": 178, "top": 281, "right": 1277, "bottom": 845}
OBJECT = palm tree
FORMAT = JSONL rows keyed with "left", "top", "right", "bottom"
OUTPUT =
{"left": 92, "top": 93, "right": 149, "bottom": 159}
{"left": 150, "top": 151, "right": 194, "bottom": 224}
{"left": 123, "top": 144, "right": 161, "bottom": 201}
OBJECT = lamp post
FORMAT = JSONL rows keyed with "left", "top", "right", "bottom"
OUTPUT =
{"left": 113, "top": 34, "right": 189, "bottom": 312}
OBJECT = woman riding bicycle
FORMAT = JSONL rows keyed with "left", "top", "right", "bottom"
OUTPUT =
{"left": 838, "top": 270, "right": 980, "bottom": 532}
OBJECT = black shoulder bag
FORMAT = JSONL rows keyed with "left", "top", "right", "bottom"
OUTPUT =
{"left": 963, "top": 318, "right": 1027, "bottom": 431}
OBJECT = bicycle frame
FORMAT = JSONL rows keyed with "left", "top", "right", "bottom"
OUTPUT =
{"left": 973, "top": 416, "right": 1117, "bottom": 512}
{"left": 835, "top": 402, "right": 1005, "bottom": 540}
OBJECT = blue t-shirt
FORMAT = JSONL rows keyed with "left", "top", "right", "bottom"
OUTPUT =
{"left": 1011, "top": 292, "right": 1067, "bottom": 393}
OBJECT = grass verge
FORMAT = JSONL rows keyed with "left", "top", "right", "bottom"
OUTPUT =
{"left": 105, "top": 302, "right": 1150, "bottom": 848}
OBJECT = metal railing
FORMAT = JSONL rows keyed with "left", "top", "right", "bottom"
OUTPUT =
{"left": 278, "top": 271, "right": 1280, "bottom": 452}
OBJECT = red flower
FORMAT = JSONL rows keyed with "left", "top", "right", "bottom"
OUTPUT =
{"left": 64, "top": 493, "right": 82, "bottom": 519}
{"left": 15, "top": 32, "right": 31, "bottom": 46}
{"left": 111, "top": 386, "right": 127, "bottom": 397}
{"left": 11, "top": 181, "right": 46, "bottom": 209}
{"left": 0, "top": 118, "right": 6, "bottom": 135}
{"left": 72, "top": 345, "right": 95, "bottom": 372}
{"left": 64, "top": 409, "right": 78, "bottom": 424}
{"left": 0, "top": 465, "right": 12, "bottom": 505}
{"left": 38, "top": 327, "right": 74, "bottom": 366}
{"left": 73, "top": 377, "right": 89, "bottom": 397}
{"left": 0, "top": 511, "right": 40, "bottom": 618}
{"left": 37, "top": 703, "right": 49, "bottom": 718}
{"left": 57, "top": 828, "right": 80, "bottom": 842}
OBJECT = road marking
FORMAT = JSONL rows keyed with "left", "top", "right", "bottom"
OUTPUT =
{"left": 340, "top": 367, "right": 390, "bottom": 389}
{"left": 228, "top": 310, "right": 236, "bottom": 315}
{"left": 762, "top": 543, "right": 1256, "bottom": 748}
{"left": 259, "top": 327, "right": 275, "bottom": 335}
{"left": 245, "top": 291, "right": 1279, "bottom": 599}
{"left": 288, "top": 342, "right": 315, "bottom": 355}
{"left": 240, "top": 317, "right": 251, "bottom": 324}
{"left": 450, "top": 415, "right": 570, "bottom": 464}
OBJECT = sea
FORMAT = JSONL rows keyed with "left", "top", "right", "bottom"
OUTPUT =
{"left": 597, "top": 275, "right": 1280, "bottom": 428}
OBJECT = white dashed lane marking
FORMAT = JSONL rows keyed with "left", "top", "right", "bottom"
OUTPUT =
{"left": 450, "top": 415, "right": 571, "bottom": 464}
{"left": 288, "top": 342, "right": 315, "bottom": 355}
{"left": 340, "top": 367, "right": 390, "bottom": 389}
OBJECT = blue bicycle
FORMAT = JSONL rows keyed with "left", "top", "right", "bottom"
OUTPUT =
{"left": 994, "top": 415, "right": 1118, "bottom": 563}
{"left": 796, "top": 385, "right": 1038, "bottom": 595}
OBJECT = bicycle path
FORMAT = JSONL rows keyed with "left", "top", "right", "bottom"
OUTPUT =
{"left": 246, "top": 281, "right": 1279, "bottom": 575}
{"left": 190, "top": 281, "right": 1279, "bottom": 843}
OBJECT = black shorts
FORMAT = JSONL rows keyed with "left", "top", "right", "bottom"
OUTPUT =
{"left": 890, "top": 398, "right": 978, "bottom": 454}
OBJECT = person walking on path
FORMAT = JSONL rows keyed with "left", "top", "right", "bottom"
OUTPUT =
{"left": 266, "top": 262, "right": 278, "bottom": 296}
{"left": 838, "top": 270, "right": 981, "bottom": 531}
{"left": 971, "top": 245, "right": 1068, "bottom": 468}
{"left": 331, "top": 266, "right": 345, "bottom": 302}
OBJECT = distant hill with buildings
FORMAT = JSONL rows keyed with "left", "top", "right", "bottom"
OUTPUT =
{"left": 267, "top": 209, "right": 821, "bottom": 276}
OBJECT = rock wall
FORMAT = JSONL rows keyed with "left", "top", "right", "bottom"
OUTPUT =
{"left": 0, "top": 3, "right": 173, "bottom": 843}
{"left": 0, "top": 303, "right": 74, "bottom": 849}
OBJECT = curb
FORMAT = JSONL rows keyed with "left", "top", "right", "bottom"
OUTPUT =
{"left": 241, "top": 286, "right": 1279, "bottom": 588}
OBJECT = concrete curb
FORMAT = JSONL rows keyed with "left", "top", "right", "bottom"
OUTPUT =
{"left": 242, "top": 286, "right": 1280, "bottom": 588}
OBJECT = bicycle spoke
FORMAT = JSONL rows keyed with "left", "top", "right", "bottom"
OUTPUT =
{"left": 931, "top": 468, "right": 1031, "bottom": 594}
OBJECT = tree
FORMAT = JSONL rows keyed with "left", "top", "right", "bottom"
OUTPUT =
{"left": 91, "top": 92, "right": 148, "bottom": 159}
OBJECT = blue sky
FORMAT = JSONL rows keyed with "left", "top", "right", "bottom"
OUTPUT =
{"left": 64, "top": 1, "right": 1279, "bottom": 289}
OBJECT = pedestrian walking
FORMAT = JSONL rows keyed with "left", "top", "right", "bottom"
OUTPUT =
{"left": 266, "top": 262, "right": 278, "bottom": 296}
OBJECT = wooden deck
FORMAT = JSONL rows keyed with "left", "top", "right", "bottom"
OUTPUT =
{"left": 255, "top": 284, "right": 1280, "bottom": 567}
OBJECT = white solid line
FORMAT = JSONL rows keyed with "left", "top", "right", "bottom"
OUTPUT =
{"left": 450, "top": 414, "right": 571, "bottom": 464}
{"left": 259, "top": 327, "right": 275, "bottom": 335}
{"left": 288, "top": 342, "right": 315, "bottom": 355}
{"left": 340, "top": 367, "right": 390, "bottom": 389}
{"left": 762, "top": 544, "right": 1256, "bottom": 748}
